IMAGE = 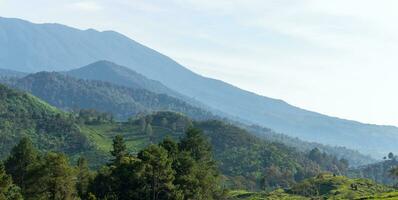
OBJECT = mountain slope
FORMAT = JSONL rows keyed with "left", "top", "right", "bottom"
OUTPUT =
{"left": 0, "top": 68, "right": 27, "bottom": 78}
{"left": 66, "top": 60, "right": 180, "bottom": 97}
{"left": 77, "top": 111, "right": 351, "bottom": 189}
{"left": 229, "top": 174, "right": 398, "bottom": 200}
{"left": 0, "top": 83, "right": 91, "bottom": 158}
{"left": 0, "top": 70, "right": 374, "bottom": 167}
{"left": 64, "top": 61, "right": 375, "bottom": 167}
{"left": 1, "top": 17, "right": 398, "bottom": 157}
{"left": 0, "top": 85, "right": 349, "bottom": 189}
{"left": 1, "top": 72, "right": 215, "bottom": 120}
{"left": 66, "top": 60, "right": 226, "bottom": 117}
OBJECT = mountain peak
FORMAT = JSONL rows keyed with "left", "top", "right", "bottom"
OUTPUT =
{"left": 66, "top": 61, "right": 181, "bottom": 97}
{"left": 80, "top": 60, "right": 127, "bottom": 72}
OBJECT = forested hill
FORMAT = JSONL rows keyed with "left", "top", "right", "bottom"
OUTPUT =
{"left": 66, "top": 61, "right": 375, "bottom": 167}
{"left": 66, "top": 60, "right": 181, "bottom": 98}
{"left": 0, "top": 84, "right": 92, "bottom": 159}
{"left": 1, "top": 71, "right": 215, "bottom": 121}
{"left": 0, "top": 68, "right": 27, "bottom": 78}
{"left": 229, "top": 173, "right": 398, "bottom": 200}
{"left": 244, "top": 125, "right": 376, "bottom": 167}
{"left": 0, "top": 84, "right": 351, "bottom": 190}
{"left": 65, "top": 60, "right": 229, "bottom": 118}
{"left": 2, "top": 17, "right": 398, "bottom": 158}
{"left": 0, "top": 71, "right": 374, "bottom": 168}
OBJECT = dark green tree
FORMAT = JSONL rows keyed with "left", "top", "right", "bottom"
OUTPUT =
{"left": 0, "top": 163, "right": 23, "bottom": 200}
{"left": 159, "top": 137, "right": 179, "bottom": 158}
{"left": 76, "top": 157, "right": 92, "bottom": 199}
{"left": 177, "top": 128, "right": 222, "bottom": 200}
{"left": 29, "top": 152, "right": 77, "bottom": 200}
{"left": 179, "top": 128, "right": 212, "bottom": 162}
{"left": 4, "top": 137, "right": 39, "bottom": 194}
{"left": 110, "top": 135, "right": 128, "bottom": 165}
{"left": 88, "top": 166, "right": 117, "bottom": 200}
{"left": 308, "top": 148, "right": 323, "bottom": 164}
{"left": 388, "top": 152, "right": 394, "bottom": 160}
{"left": 137, "top": 145, "right": 175, "bottom": 200}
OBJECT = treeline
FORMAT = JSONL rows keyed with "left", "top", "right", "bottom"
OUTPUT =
{"left": 0, "top": 72, "right": 216, "bottom": 121}
{"left": 0, "top": 84, "right": 90, "bottom": 159}
{"left": 0, "top": 128, "right": 224, "bottom": 200}
{"left": 350, "top": 152, "right": 398, "bottom": 186}
{"left": 245, "top": 124, "right": 375, "bottom": 167}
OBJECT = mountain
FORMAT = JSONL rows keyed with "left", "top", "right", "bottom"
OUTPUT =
{"left": 1, "top": 16, "right": 397, "bottom": 157}
{"left": 0, "top": 84, "right": 351, "bottom": 189}
{"left": 245, "top": 125, "right": 376, "bottom": 167}
{"left": 0, "top": 68, "right": 27, "bottom": 78}
{"left": 75, "top": 111, "right": 351, "bottom": 189}
{"left": 0, "top": 70, "right": 373, "bottom": 167}
{"left": 66, "top": 60, "right": 180, "bottom": 97}
{"left": 63, "top": 60, "right": 375, "bottom": 167}
{"left": 1, "top": 72, "right": 215, "bottom": 120}
{"left": 0, "top": 83, "right": 93, "bottom": 159}
{"left": 66, "top": 60, "right": 227, "bottom": 117}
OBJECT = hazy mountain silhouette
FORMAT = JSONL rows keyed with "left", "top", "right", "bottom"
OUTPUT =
{"left": 0, "top": 16, "right": 397, "bottom": 157}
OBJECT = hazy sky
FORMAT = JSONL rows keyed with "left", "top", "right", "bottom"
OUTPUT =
{"left": 1, "top": 0, "right": 398, "bottom": 126}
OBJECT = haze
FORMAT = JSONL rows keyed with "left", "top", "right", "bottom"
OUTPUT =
{"left": 1, "top": 0, "right": 397, "bottom": 126}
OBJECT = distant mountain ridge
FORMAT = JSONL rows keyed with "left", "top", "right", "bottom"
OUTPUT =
{"left": 0, "top": 68, "right": 374, "bottom": 167}
{"left": 66, "top": 60, "right": 180, "bottom": 97}
{"left": 1, "top": 16, "right": 397, "bottom": 157}
{"left": 0, "top": 68, "right": 27, "bottom": 77}
{"left": 65, "top": 60, "right": 230, "bottom": 119}
{"left": 1, "top": 71, "right": 215, "bottom": 121}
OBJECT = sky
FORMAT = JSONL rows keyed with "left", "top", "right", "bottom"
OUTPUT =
{"left": 1, "top": 0, "right": 398, "bottom": 126}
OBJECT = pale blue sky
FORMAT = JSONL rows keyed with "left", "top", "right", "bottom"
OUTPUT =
{"left": 1, "top": 0, "right": 398, "bottom": 126}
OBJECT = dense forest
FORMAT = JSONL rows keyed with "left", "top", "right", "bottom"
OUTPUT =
{"left": 1, "top": 83, "right": 398, "bottom": 199}
{"left": 243, "top": 125, "right": 376, "bottom": 167}
{"left": 0, "top": 72, "right": 215, "bottom": 121}
{"left": 0, "top": 128, "right": 223, "bottom": 200}
{"left": 0, "top": 70, "right": 375, "bottom": 168}
{"left": 0, "top": 84, "right": 351, "bottom": 188}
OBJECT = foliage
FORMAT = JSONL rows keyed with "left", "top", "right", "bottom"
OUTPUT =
{"left": 2, "top": 72, "right": 215, "bottom": 121}
{"left": 228, "top": 174, "right": 398, "bottom": 200}
{"left": 4, "top": 137, "right": 38, "bottom": 195}
{"left": 89, "top": 128, "right": 223, "bottom": 200}
{"left": 0, "top": 163, "right": 23, "bottom": 200}
{"left": 0, "top": 84, "right": 91, "bottom": 160}
{"left": 245, "top": 124, "right": 376, "bottom": 167}
{"left": 350, "top": 153, "right": 398, "bottom": 186}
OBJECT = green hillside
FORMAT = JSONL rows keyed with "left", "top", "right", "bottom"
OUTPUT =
{"left": 1, "top": 83, "right": 397, "bottom": 199}
{"left": 0, "top": 84, "right": 91, "bottom": 158}
{"left": 0, "top": 84, "right": 362, "bottom": 190}
{"left": 1, "top": 70, "right": 374, "bottom": 169}
{"left": 1, "top": 71, "right": 215, "bottom": 120}
{"left": 228, "top": 174, "right": 398, "bottom": 200}
{"left": 75, "top": 111, "right": 351, "bottom": 189}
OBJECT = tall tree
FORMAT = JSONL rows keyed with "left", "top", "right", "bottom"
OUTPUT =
{"left": 177, "top": 128, "right": 222, "bottom": 200}
{"left": 388, "top": 152, "right": 394, "bottom": 160}
{"left": 179, "top": 128, "right": 212, "bottom": 162}
{"left": 4, "top": 137, "right": 38, "bottom": 194}
{"left": 110, "top": 135, "right": 128, "bottom": 165}
{"left": 138, "top": 145, "right": 175, "bottom": 200}
{"left": 30, "top": 152, "right": 77, "bottom": 200}
{"left": 146, "top": 123, "right": 154, "bottom": 144}
{"left": 0, "top": 163, "right": 23, "bottom": 200}
{"left": 76, "top": 157, "right": 92, "bottom": 199}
